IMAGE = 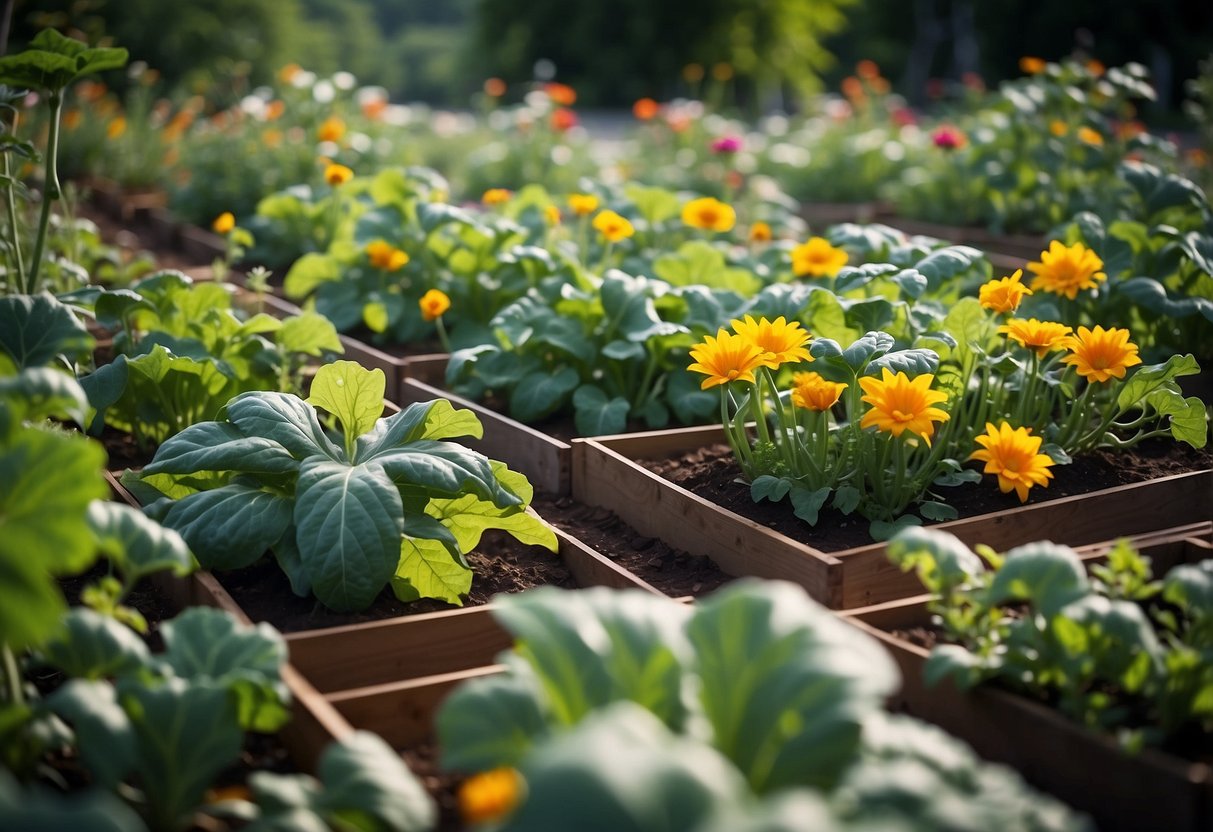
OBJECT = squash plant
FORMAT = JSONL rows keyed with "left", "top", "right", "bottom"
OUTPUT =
{"left": 129, "top": 360, "right": 556, "bottom": 611}
{"left": 438, "top": 582, "right": 1088, "bottom": 831}
{"left": 889, "top": 527, "right": 1213, "bottom": 750}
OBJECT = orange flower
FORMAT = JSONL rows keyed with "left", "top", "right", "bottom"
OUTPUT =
{"left": 482, "top": 188, "right": 512, "bottom": 206}
{"left": 484, "top": 77, "right": 507, "bottom": 98}
{"left": 278, "top": 63, "right": 302, "bottom": 84}
{"left": 858, "top": 369, "right": 950, "bottom": 445}
{"left": 212, "top": 212, "right": 235, "bottom": 234}
{"left": 366, "top": 240, "right": 409, "bottom": 272}
{"left": 568, "top": 193, "right": 599, "bottom": 216}
{"left": 361, "top": 97, "right": 388, "bottom": 120}
{"left": 978, "top": 269, "right": 1033, "bottom": 314}
{"left": 419, "top": 289, "right": 451, "bottom": 322}
{"left": 263, "top": 128, "right": 283, "bottom": 148}
{"left": 592, "top": 210, "right": 634, "bottom": 243}
{"left": 63, "top": 109, "right": 82, "bottom": 130}
{"left": 1086, "top": 59, "right": 1106, "bottom": 77}
{"left": 791, "top": 237, "right": 848, "bottom": 278}
{"left": 544, "top": 82, "right": 577, "bottom": 106}
{"left": 265, "top": 100, "right": 285, "bottom": 121}
{"left": 324, "top": 163, "right": 353, "bottom": 186}
{"left": 791, "top": 372, "right": 847, "bottom": 412}
{"left": 550, "top": 107, "right": 578, "bottom": 132}
{"left": 1019, "top": 56, "right": 1046, "bottom": 75}
{"left": 681, "top": 197, "right": 736, "bottom": 233}
{"left": 1077, "top": 126, "right": 1104, "bottom": 146}
{"left": 1027, "top": 241, "right": 1106, "bottom": 300}
{"left": 317, "top": 116, "right": 345, "bottom": 143}
{"left": 749, "top": 221, "right": 772, "bottom": 243}
{"left": 1061, "top": 325, "right": 1142, "bottom": 383}
{"left": 1049, "top": 120, "right": 1068, "bottom": 137}
{"left": 106, "top": 116, "right": 126, "bottom": 140}
{"left": 633, "top": 98, "right": 660, "bottom": 120}
{"left": 459, "top": 767, "right": 524, "bottom": 825}
{"left": 998, "top": 318, "right": 1073, "bottom": 358}
{"left": 841, "top": 76, "right": 866, "bottom": 102}
{"left": 856, "top": 59, "right": 880, "bottom": 80}
{"left": 969, "top": 422, "right": 1055, "bottom": 503}
{"left": 729, "top": 315, "right": 812, "bottom": 368}
{"left": 688, "top": 329, "right": 766, "bottom": 389}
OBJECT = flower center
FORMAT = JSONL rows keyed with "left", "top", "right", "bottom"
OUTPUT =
{"left": 891, "top": 408, "right": 914, "bottom": 422}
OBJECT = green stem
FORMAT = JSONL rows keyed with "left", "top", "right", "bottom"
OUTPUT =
{"left": 2, "top": 644, "right": 23, "bottom": 707}
{"left": 2, "top": 117, "right": 24, "bottom": 293}
{"left": 27, "top": 91, "right": 63, "bottom": 293}
{"left": 435, "top": 315, "right": 451, "bottom": 353}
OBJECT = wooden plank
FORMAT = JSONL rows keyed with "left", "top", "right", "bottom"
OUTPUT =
{"left": 400, "top": 354, "right": 449, "bottom": 387}
{"left": 327, "top": 665, "right": 505, "bottom": 748}
{"left": 573, "top": 437, "right": 840, "bottom": 603}
{"left": 399, "top": 378, "right": 570, "bottom": 496}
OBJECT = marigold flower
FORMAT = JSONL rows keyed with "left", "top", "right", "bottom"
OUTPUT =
{"left": 482, "top": 188, "right": 512, "bottom": 206}
{"left": 366, "top": 240, "right": 409, "bottom": 272}
{"left": 978, "top": 269, "right": 1033, "bottom": 314}
{"left": 633, "top": 97, "right": 660, "bottom": 120}
{"left": 791, "top": 237, "right": 848, "bottom": 278}
{"left": 592, "top": 210, "right": 634, "bottom": 242}
{"left": 1061, "top": 325, "right": 1142, "bottom": 383}
{"left": 1076, "top": 126, "right": 1104, "bottom": 146}
{"left": 1019, "top": 56, "right": 1046, "bottom": 74}
{"left": 550, "top": 107, "right": 578, "bottom": 132}
{"left": 265, "top": 100, "right": 285, "bottom": 121}
{"left": 1086, "top": 59, "right": 1106, "bottom": 77}
{"left": 749, "top": 221, "right": 772, "bottom": 243}
{"left": 63, "top": 109, "right": 82, "bottom": 130}
{"left": 568, "top": 193, "right": 599, "bottom": 216}
{"left": 278, "top": 63, "right": 302, "bottom": 84}
{"left": 484, "top": 77, "right": 507, "bottom": 98}
{"left": 544, "top": 204, "right": 561, "bottom": 225}
{"left": 998, "top": 318, "right": 1073, "bottom": 357}
{"left": 791, "top": 372, "right": 846, "bottom": 412}
{"left": 544, "top": 82, "right": 577, "bottom": 106}
{"left": 969, "top": 422, "right": 1055, "bottom": 503}
{"left": 859, "top": 369, "right": 950, "bottom": 444}
{"left": 931, "top": 126, "right": 966, "bottom": 150}
{"left": 106, "top": 116, "right": 126, "bottom": 140}
{"left": 211, "top": 212, "right": 235, "bottom": 234}
{"left": 263, "top": 128, "right": 283, "bottom": 148}
{"left": 419, "top": 289, "right": 451, "bottom": 322}
{"left": 856, "top": 59, "right": 880, "bottom": 80}
{"left": 730, "top": 315, "right": 811, "bottom": 369}
{"left": 1049, "top": 120, "right": 1068, "bottom": 137}
{"left": 1026, "top": 240, "right": 1107, "bottom": 300}
{"left": 841, "top": 76, "right": 866, "bottom": 102}
{"left": 324, "top": 163, "right": 353, "bottom": 186}
{"left": 459, "top": 767, "right": 524, "bottom": 825}
{"left": 688, "top": 329, "right": 766, "bottom": 390}
{"left": 681, "top": 197, "right": 736, "bottom": 233}
{"left": 317, "top": 116, "right": 345, "bottom": 143}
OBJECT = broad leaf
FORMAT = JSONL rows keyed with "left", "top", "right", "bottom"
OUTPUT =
{"left": 226, "top": 391, "right": 343, "bottom": 461}
{"left": 306, "top": 360, "right": 385, "bottom": 448}
{"left": 437, "top": 670, "right": 552, "bottom": 770}
{"left": 392, "top": 538, "right": 473, "bottom": 605}
{"left": 510, "top": 367, "right": 581, "bottom": 422}
{"left": 44, "top": 680, "right": 136, "bottom": 789}
{"left": 0, "top": 292, "right": 93, "bottom": 369}
{"left": 40, "top": 608, "right": 151, "bottom": 679}
{"left": 143, "top": 421, "right": 300, "bottom": 475}
{"left": 160, "top": 484, "right": 293, "bottom": 571}
{"left": 314, "top": 731, "right": 437, "bottom": 831}
{"left": 987, "top": 541, "right": 1089, "bottom": 616}
{"left": 573, "top": 385, "right": 630, "bottom": 436}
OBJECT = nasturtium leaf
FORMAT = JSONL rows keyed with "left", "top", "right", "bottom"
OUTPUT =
{"left": 295, "top": 459, "right": 404, "bottom": 612}
{"left": 161, "top": 607, "right": 289, "bottom": 732}
{"left": 392, "top": 538, "right": 473, "bottom": 606}
{"left": 40, "top": 609, "right": 151, "bottom": 680}
{"left": 832, "top": 486, "right": 861, "bottom": 515}
{"left": 750, "top": 475, "right": 791, "bottom": 504}
{"left": 362, "top": 301, "right": 389, "bottom": 334}
{"left": 161, "top": 484, "right": 293, "bottom": 571}
{"left": 510, "top": 367, "right": 580, "bottom": 423}
{"left": 307, "top": 360, "right": 386, "bottom": 449}
{"left": 144, "top": 421, "right": 299, "bottom": 475}
{"left": 1115, "top": 354, "right": 1200, "bottom": 412}
{"left": 419, "top": 398, "right": 484, "bottom": 441}
{"left": 573, "top": 385, "right": 630, "bottom": 436}
{"left": 276, "top": 312, "right": 343, "bottom": 357}
{"left": 917, "top": 501, "right": 959, "bottom": 522}
{"left": 283, "top": 253, "right": 340, "bottom": 300}
{"left": 226, "top": 391, "right": 343, "bottom": 461}
{"left": 86, "top": 501, "right": 194, "bottom": 581}
{"left": 0, "top": 292, "right": 93, "bottom": 370}
{"left": 1146, "top": 390, "right": 1208, "bottom": 448}
{"left": 625, "top": 184, "right": 680, "bottom": 223}
{"left": 44, "top": 681, "right": 136, "bottom": 788}
{"left": 789, "top": 485, "right": 831, "bottom": 525}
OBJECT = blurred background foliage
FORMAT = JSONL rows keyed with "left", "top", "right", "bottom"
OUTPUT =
{"left": 6, "top": 0, "right": 1213, "bottom": 116}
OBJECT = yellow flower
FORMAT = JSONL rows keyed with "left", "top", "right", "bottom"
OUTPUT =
{"left": 749, "top": 221, "right": 772, "bottom": 243}
{"left": 998, "top": 318, "right": 1073, "bottom": 358}
{"left": 544, "top": 204, "right": 561, "bottom": 225}
{"left": 317, "top": 116, "right": 345, "bottom": 143}
{"left": 324, "top": 163, "right": 354, "bottom": 186}
{"left": 459, "top": 767, "right": 524, "bottom": 825}
{"left": 568, "top": 193, "right": 599, "bottom": 216}
{"left": 366, "top": 240, "right": 409, "bottom": 272}
{"left": 791, "top": 372, "right": 846, "bottom": 412}
{"left": 681, "top": 197, "right": 736, "bottom": 233}
{"left": 858, "top": 369, "right": 950, "bottom": 444}
{"left": 687, "top": 329, "right": 766, "bottom": 390}
{"left": 482, "top": 188, "right": 512, "bottom": 206}
{"left": 106, "top": 116, "right": 126, "bottom": 140}
{"left": 791, "top": 237, "right": 848, "bottom": 278}
{"left": 1049, "top": 120, "right": 1068, "bottom": 137}
{"left": 1077, "top": 126, "right": 1104, "bottom": 146}
{"left": 1019, "top": 56, "right": 1047, "bottom": 74}
{"left": 211, "top": 212, "right": 235, "bottom": 235}
{"left": 1026, "top": 241, "right": 1107, "bottom": 300}
{"left": 729, "top": 315, "right": 811, "bottom": 369}
{"left": 592, "top": 210, "right": 635, "bottom": 243}
{"left": 969, "top": 422, "right": 1055, "bottom": 503}
{"left": 1061, "top": 325, "right": 1142, "bottom": 383}
{"left": 978, "top": 269, "right": 1033, "bottom": 314}
{"left": 278, "top": 63, "right": 302, "bottom": 84}
{"left": 419, "top": 289, "right": 451, "bottom": 322}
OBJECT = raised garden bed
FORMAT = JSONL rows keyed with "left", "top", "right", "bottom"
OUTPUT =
{"left": 573, "top": 425, "right": 1213, "bottom": 609}
{"left": 839, "top": 528, "right": 1213, "bottom": 832}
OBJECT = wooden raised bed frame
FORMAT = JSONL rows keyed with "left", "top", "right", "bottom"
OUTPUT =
{"left": 840, "top": 528, "right": 1213, "bottom": 832}
{"left": 574, "top": 424, "right": 1213, "bottom": 609}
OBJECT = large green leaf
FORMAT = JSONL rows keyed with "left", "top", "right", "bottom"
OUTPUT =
{"left": 686, "top": 580, "right": 897, "bottom": 793}
{"left": 423, "top": 491, "right": 557, "bottom": 555}
{"left": 161, "top": 607, "right": 289, "bottom": 732}
{"left": 43, "top": 680, "right": 137, "bottom": 790}
{"left": 574, "top": 385, "right": 631, "bottom": 436}
{"left": 0, "top": 367, "right": 89, "bottom": 426}
{"left": 295, "top": 459, "right": 404, "bottom": 612}
{"left": 160, "top": 484, "right": 293, "bottom": 570}
{"left": 226, "top": 391, "right": 343, "bottom": 461}
{"left": 0, "top": 773, "right": 147, "bottom": 831}
{"left": 40, "top": 608, "right": 151, "bottom": 680}
{"left": 0, "top": 292, "right": 93, "bottom": 370}
{"left": 87, "top": 501, "right": 194, "bottom": 581}
{"left": 1146, "top": 390, "right": 1208, "bottom": 448}
{"left": 887, "top": 527, "right": 984, "bottom": 594}
{"left": 306, "top": 361, "right": 385, "bottom": 449}
{"left": 392, "top": 537, "right": 473, "bottom": 605}
{"left": 282, "top": 253, "right": 340, "bottom": 300}
{"left": 510, "top": 367, "right": 580, "bottom": 423}
{"left": 1116, "top": 355, "right": 1200, "bottom": 412}
{"left": 374, "top": 440, "right": 519, "bottom": 507}
{"left": 313, "top": 731, "right": 436, "bottom": 831}
{"left": 119, "top": 679, "right": 243, "bottom": 832}
{"left": 143, "top": 421, "right": 300, "bottom": 475}
{"left": 275, "top": 312, "right": 343, "bottom": 357}
{"left": 437, "top": 670, "right": 552, "bottom": 770}
{"left": 987, "top": 542, "right": 1089, "bottom": 616}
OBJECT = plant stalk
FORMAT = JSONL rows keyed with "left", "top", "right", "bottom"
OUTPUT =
{"left": 27, "top": 91, "right": 63, "bottom": 293}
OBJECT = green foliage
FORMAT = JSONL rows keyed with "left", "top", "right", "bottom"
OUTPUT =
{"left": 136, "top": 361, "right": 552, "bottom": 611}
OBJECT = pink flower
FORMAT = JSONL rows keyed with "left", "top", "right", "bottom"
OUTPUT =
{"left": 710, "top": 135, "right": 742, "bottom": 154}
{"left": 932, "top": 126, "right": 966, "bottom": 150}
{"left": 891, "top": 107, "right": 916, "bottom": 127}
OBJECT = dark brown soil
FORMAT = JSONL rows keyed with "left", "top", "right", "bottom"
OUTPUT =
{"left": 640, "top": 438, "right": 1213, "bottom": 552}
{"left": 100, "top": 426, "right": 153, "bottom": 473}
{"left": 218, "top": 530, "right": 574, "bottom": 633}
{"left": 533, "top": 494, "right": 731, "bottom": 598}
